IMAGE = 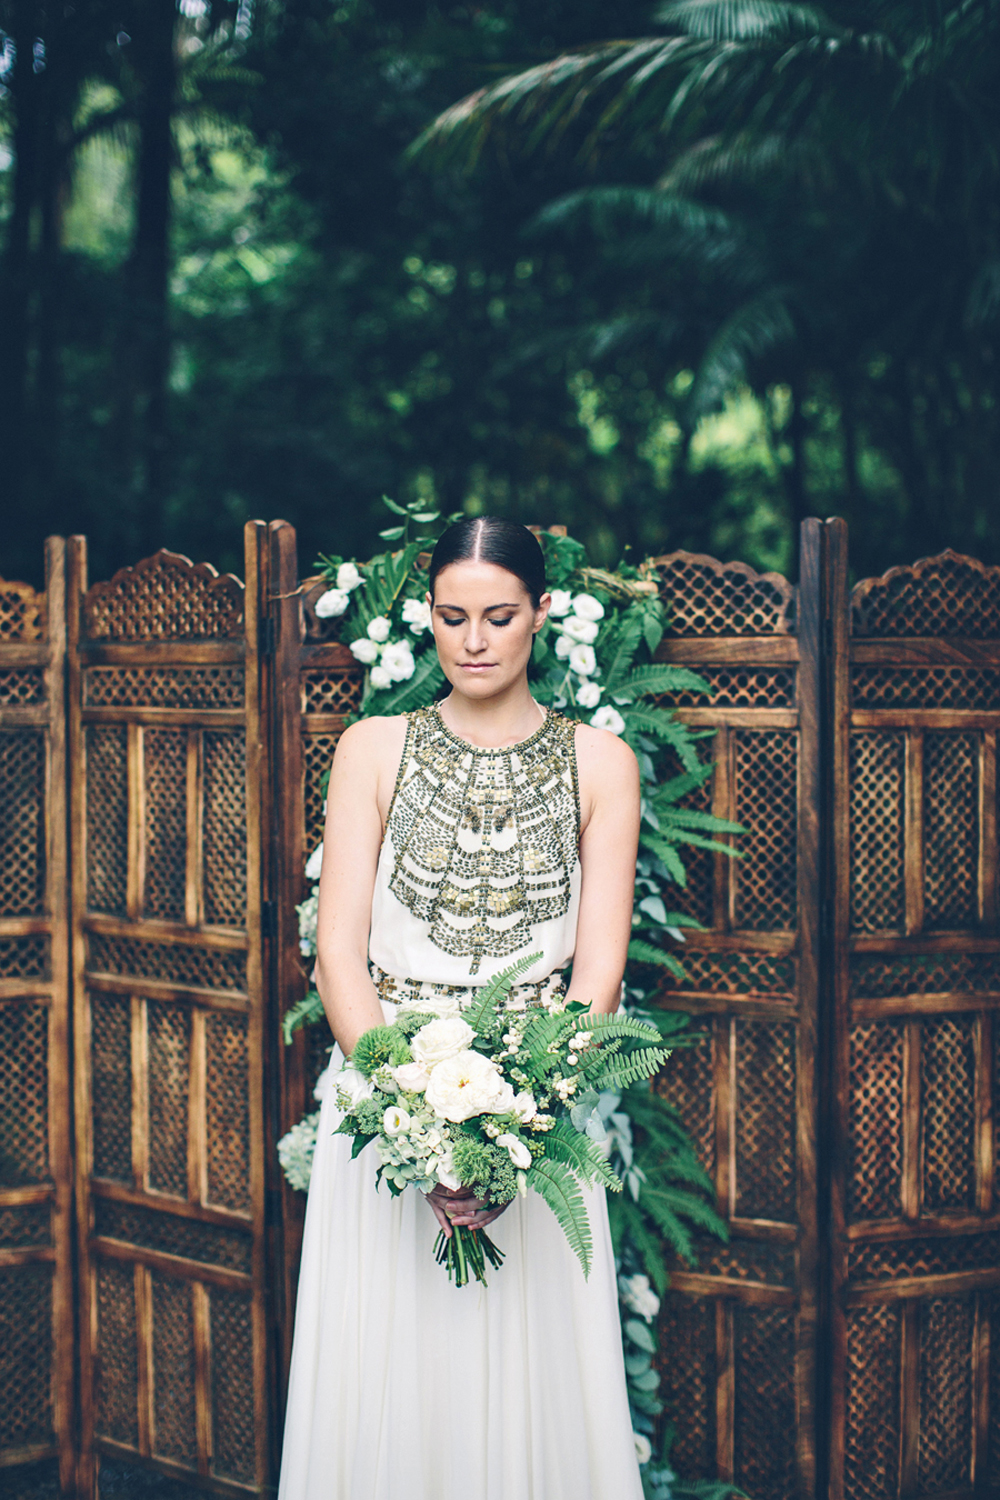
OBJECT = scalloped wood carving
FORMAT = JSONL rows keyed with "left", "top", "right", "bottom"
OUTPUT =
{"left": 83, "top": 550, "right": 244, "bottom": 641}
{"left": 852, "top": 550, "right": 1000, "bottom": 638}
{"left": 0, "top": 576, "right": 46, "bottom": 642}
{"left": 650, "top": 550, "right": 795, "bottom": 636}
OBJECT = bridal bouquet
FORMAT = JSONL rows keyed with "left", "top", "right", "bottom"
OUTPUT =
{"left": 332, "top": 954, "right": 670, "bottom": 1286}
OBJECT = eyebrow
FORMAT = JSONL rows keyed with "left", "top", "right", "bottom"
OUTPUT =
{"left": 434, "top": 602, "right": 521, "bottom": 613}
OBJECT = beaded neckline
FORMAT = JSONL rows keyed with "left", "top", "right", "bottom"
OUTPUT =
{"left": 430, "top": 701, "right": 552, "bottom": 757}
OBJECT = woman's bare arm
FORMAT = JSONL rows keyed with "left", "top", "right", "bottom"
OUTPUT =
{"left": 313, "top": 716, "right": 406, "bottom": 1055}
{"left": 564, "top": 724, "right": 641, "bottom": 1015}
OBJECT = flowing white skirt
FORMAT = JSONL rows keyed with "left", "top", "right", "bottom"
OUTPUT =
{"left": 278, "top": 1047, "right": 644, "bottom": 1500}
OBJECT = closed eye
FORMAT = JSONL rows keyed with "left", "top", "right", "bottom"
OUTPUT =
{"left": 441, "top": 616, "right": 514, "bottom": 627}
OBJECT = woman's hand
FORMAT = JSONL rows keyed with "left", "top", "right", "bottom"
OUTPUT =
{"left": 426, "top": 1183, "right": 510, "bottom": 1238}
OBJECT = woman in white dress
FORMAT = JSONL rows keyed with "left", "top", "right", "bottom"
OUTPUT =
{"left": 279, "top": 517, "right": 645, "bottom": 1500}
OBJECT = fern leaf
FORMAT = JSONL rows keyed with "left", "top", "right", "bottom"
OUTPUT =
{"left": 547, "top": 1119, "right": 623, "bottom": 1192}
{"left": 596, "top": 1048, "right": 671, "bottom": 1090}
{"left": 530, "top": 1158, "right": 593, "bottom": 1277}
{"left": 464, "top": 951, "right": 543, "bottom": 1032}
{"left": 627, "top": 940, "right": 687, "bottom": 976}
{"left": 366, "top": 652, "right": 443, "bottom": 715}
{"left": 282, "top": 989, "right": 326, "bottom": 1043}
{"left": 612, "top": 664, "right": 712, "bottom": 699}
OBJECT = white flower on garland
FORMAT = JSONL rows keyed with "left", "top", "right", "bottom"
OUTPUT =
{"left": 337, "top": 561, "right": 364, "bottom": 592}
{"left": 591, "top": 704, "right": 625, "bottom": 734}
{"left": 619, "top": 1272, "right": 660, "bottom": 1320}
{"left": 277, "top": 1113, "right": 319, "bottom": 1192}
{"left": 296, "top": 891, "right": 318, "bottom": 954}
{"left": 350, "top": 637, "right": 379, "bottom": 664}
{"left": 367, "top": 616, "right": 392, "bottom": 643}
{"left": 576, "top": 681, "right": 601, "bottom": 709}
{"left": 554, "top": 634, "right": 572, "bottom": 659}
{"left": 380, "top": 640, "right": 416, "bottom": 681}
{"left": 304, "top": 841, "right": 323, "bottom": 881}
{"left": 314, "top": 588, "right": 350, "bottom": 618}
{"left": 370, "top": 663, "right": 393, "bottom": 690}
{"left": 561, "top": 615, "right": 599, "bottom": 645}
{"left": 572, "top": 593, "right": 605, "bottom": 623}
{"left": 402, "top": 597, "right": 432, "bottom": 634}
{"left": 569, "top": 643, "right": 597, "bottom": 677}
{"left": 548, "top": 589, "right": 573, "bottom": 616}
{"left": 633, "top": 1434, "right": 652, "bottom": 1466}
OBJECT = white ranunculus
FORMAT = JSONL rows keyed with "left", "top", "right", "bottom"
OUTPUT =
{"left": 402, "top": 597, "right": 432, "bottom": 633}
{"left": 335, "top": 1066, "right": 375, "bottom": 1110}
{"left": 548, "top": 589, "right": 573, "bottom": 617}
{"left": 560, "top": 615, "right": 599, "bottom": 645}
{"left": 591, "top": 704, "right": 626, "bottom": 734}
{"left": 349, "top": 637, "right": 379, "bottom": 664}
{"left": 435, "top": 1149, "right": 462, "bottom": 1191}
{"left": 569, "top": 643, "right": 597, "bottom": 677}
{"left": 369, "top": 663, "right": 393, "bottom": 690}
{"left": 633, "top": 1434, "right": 652, "bottom": 1467}
{"left": 512, "top": 1091, "right": 537, "bottom": 1123}
{"left": 367, "top": 616, "right": 392, "bottom": 642}
{"left": 304, "top": 841, "right": 323, "bottom": 881}
{"left": 336, "top": 561, "right": 363, "bottom": 592}
{"left": 576, "top": 681, "right": 601, "bottom": 709}
{"left": 411, "top": 1017, "right": 476, "bottom": 1070}
{"left": 383, "top": 1105, "right": 411, "bottom": 1137}
{"left": 425, "top": 1050, "right": 516, "bottom": 1122}
{"left": 380, "top": 640, "right": 416, "bottom": 681}
{"left": 392, "top": 1061, "right": 432, "bottom": 1094}
{"left": 572, "top": 593, "right": 605, "bottom": 623}
{"left": 619, "top": 1272, "right": 661, "bottom": 1321}
{"left": 555, "top": 634, "right": 572, "bottom": 659}
{"left": 496, "top": 1132, "right": 532, "bottom": 1169}
{"left": 314, "top": 588, "right": 350, "bottom": 619}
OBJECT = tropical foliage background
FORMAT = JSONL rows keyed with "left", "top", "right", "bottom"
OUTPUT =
{"left": 2, "top": 0, "right": 998, "bottom": 590}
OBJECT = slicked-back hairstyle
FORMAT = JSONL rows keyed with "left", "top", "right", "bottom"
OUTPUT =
{"left": 428, "top": 517, "right": 547, "bottom": 608}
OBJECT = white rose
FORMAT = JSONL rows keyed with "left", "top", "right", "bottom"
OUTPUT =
{"left": 392, "top": 1061, "right": 432, "bottom": 1094}
{"left": 304, "top": 841, "right": 323, "bottom": 881}
{"left": 512, "top": 1091, "right": 537, "bottom": 1123}
{"left": 619, "top": 1272, "right": 661, "bottom": 1320}
{"left": 555, "top": 634, "right": 572, "bottom": 659}
{"left": 349, "top": 637, "right": 379, "bottom": 664}
{"left": 380, "top": 640, "right": 416, "bottom": 681}
{"left": 572, "top": 593, "right": 605, "bottom": 623}
{"left": 334, "top": 1066, "right": 375, "bottom": 1110}
{"left": 591, "top": 704, "right": 625, "bottom": 734}
{"left": 401, "top": 597, "right": 432, "bottom": 633}
{"left": 314, "top": 588, "right": 350, "bottom": 618}
{"left": 496, "top": 1132, "right": 532, "bottom": 1169}
{"left": 434, "top": 1149, "right": 462, "bottom": 1191}
{"left": 336, "top": 561, "right": 363, "bottom": 592}
{"left": 548, "top": 589, "right": 573, "bottom": 617}
{"left": 399, "top": 994, "right": 463, "bottom": 1019}
{"left": 383, "top": 1105, "right": 411, "bottom": 1136}
{"left": 576, "top": 681, "right": 601, "bottom": 709}
{"left": 560, "top": 615, "right": 599, "bottom": 645}
{"left": 569, "top": 643, "right": 597, "bottom": 677}
{"left": 425, "top": 1050, "right": 516, "bottom": 1122}
{"left": 411, "top": 1017, "right": 476, "bottom": 1069}
{"left": 634, "top": 1434, "right": 652, "bottom": 1466}
{"left": 367, "top": 616, "right": 392, "bottom": 642}
{"left": 369, "top": 664, "right": 392, "bottom": 690}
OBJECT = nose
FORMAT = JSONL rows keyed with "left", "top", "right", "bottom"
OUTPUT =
{"left": 464, "top": 619, "right": 489, "bottom": 654}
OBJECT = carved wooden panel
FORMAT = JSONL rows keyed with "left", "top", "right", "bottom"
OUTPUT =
{"left": 0, "top": 543, "right": 74, "bottom": 1489}
{"left": 69, "top": 536, "right": 273, "bottom": 1496}
{"left": 829, "top": 533, "right": 1000, "bottom": 1500}
{"left": 650, "top": 541, "right": 820, "bottom": 1500}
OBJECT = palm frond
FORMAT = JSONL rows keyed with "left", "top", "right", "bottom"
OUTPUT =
{"left": 655, "top": 0, "right": 837, "bottom": 43}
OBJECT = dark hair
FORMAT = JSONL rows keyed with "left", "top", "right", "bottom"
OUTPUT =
{"left": 428, "top": 517, "right": 547, "bottom": 608}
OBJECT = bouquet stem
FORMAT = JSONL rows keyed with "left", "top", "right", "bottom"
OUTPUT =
{"left": 433, "top": 1225, "right": 505, "bottom": 1287}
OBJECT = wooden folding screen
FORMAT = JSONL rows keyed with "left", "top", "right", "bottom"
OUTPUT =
{"left": 0, "top": 541, "right": 74, "bottom": 1488}
{"left": 650, "top": 528, "right": 822, "bottom": 1500}
{"left": 68, "top": 529, "right": 274, "bottom": 1496}
{"left": 826, "top": 528, "right": 1000, "bottom": 1500}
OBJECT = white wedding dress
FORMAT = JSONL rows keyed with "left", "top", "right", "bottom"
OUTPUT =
{"left": 278, "top": 706, "right": 644, "bottom": 1500}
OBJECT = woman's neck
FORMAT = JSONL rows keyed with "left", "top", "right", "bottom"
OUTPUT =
{"left": 437, "top": 683, "right": 544, "bottom": 750}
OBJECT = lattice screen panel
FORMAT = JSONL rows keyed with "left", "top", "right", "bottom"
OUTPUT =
{"left": 72, "top": 539, "right": 270, "bottom": 1495}
{"left": 843, "top": 1305, "right": 900, "bottom": 1500}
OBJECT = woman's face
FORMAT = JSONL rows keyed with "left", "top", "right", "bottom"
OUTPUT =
{"left": 430, "top": 560, "right": 550, "bottom": 700}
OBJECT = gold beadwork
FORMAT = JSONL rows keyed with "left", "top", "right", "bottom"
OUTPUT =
{"left": 387, "top": 705, "right": 580, "bottom": 974}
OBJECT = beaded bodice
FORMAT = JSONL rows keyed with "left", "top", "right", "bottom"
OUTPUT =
{"left": 368, "top": 704, "right": 581, "bottom": 985}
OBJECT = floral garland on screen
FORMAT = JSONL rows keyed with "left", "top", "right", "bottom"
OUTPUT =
{"left": 278, "top": 498, "right": 740, "bottom": 1500}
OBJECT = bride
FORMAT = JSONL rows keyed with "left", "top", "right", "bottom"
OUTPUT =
{"left": 278, "top": 516, "right": 644, "bottom": 1500}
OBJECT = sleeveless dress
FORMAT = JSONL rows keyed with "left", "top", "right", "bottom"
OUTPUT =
{"left": 278, "top": 705, "right": 644, "bottom": 1500}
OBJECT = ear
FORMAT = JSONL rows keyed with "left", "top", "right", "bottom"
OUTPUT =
{"left": 533, "top": 592, "right": 552, "bottom": 634}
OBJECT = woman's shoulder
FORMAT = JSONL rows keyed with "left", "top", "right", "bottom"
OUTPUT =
{"left": 334, "top": 714, "right": 409, "bottom": 766}
{"left": 570, "top": 719, "right": 638, "bottom": 774}
{"left": 570, "top": 720, "right": 639, "bottom": 820}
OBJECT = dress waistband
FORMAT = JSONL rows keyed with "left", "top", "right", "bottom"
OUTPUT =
{"left": 368, "top": 962, "right": 568, "bottom": 1014}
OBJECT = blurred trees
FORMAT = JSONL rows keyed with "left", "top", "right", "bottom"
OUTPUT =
{"left": 0, "top": 0, "right": 997, "bottom": 588}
